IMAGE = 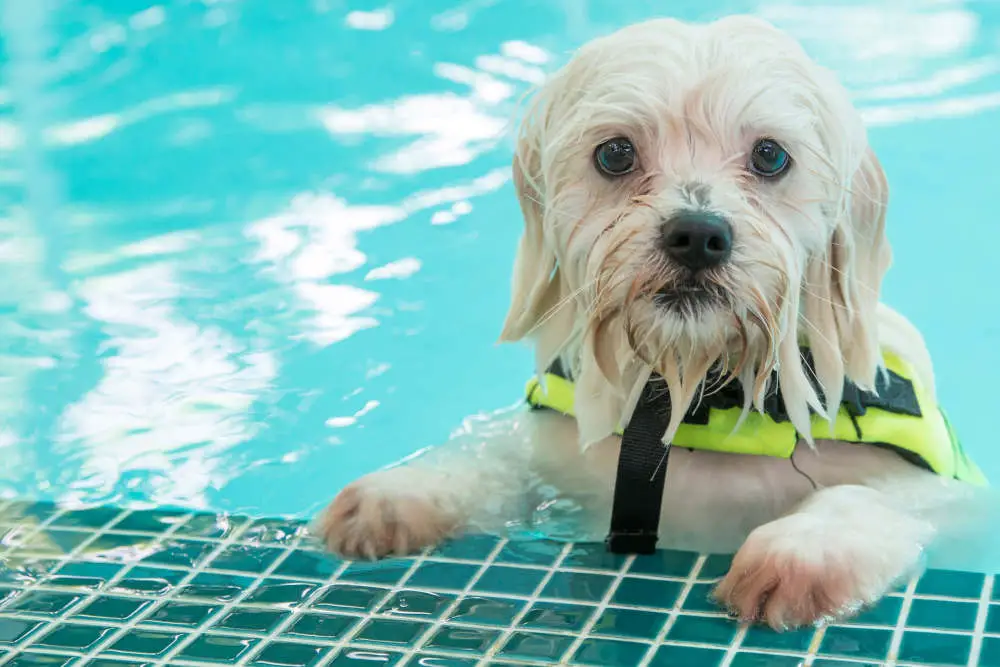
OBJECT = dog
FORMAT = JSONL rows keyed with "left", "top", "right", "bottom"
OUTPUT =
{"left": 315, "top": 15, "right": 988, "bottom": 630}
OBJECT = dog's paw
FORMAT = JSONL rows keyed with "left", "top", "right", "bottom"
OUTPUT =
{"left": 712, "top": 512, "right": 921, "bottom": 630}
{"left": 315, "top": 474, "right": 457, "bottom": 560}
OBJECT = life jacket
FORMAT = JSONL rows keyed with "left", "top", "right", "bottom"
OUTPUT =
{"left": 525, "top": 349, "right": 986, "bottom": 486}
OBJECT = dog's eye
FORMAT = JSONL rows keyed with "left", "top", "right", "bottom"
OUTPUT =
{"left": 749, "top": 139, "right": 791, "bottom": 178}
{"left": 595, "top": 137, "right": 637, "bottom": 176}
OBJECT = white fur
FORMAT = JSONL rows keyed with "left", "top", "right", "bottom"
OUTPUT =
{"left": 316, "top": 16, "right": 991, "bottom": 630}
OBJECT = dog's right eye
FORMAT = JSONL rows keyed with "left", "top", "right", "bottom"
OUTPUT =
{"left": 595, "top": 137, "right": 637, "bottom": 176}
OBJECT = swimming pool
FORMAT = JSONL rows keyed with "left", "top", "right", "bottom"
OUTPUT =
{"left": 1, "top": 0, "right": 999, "bottom": 665}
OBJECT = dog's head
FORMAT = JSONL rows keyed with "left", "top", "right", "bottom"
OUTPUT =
{"left": 500, "top": 16, "right": 890, "bottom": 444}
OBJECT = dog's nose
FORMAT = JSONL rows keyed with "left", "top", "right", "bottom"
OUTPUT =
{"left": 660, "top": 211, "right": 733, "bottom": 270}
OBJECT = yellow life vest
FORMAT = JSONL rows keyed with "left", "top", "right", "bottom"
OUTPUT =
{"left": 525, "top": 351, "right": 986, "bottom": 486}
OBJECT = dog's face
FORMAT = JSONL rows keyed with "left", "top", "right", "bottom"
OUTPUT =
{"left": 501, "top": 17, "right": 892, "bottom": 444}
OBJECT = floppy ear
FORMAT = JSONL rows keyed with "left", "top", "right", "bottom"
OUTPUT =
{"left": 803, "top": 142, "right": 891, "bottom": 410}
{"left": 498, "top": 96, "right": 562, "bottom": 344}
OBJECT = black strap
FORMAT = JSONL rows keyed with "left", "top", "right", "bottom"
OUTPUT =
{"left": 606, "top": 379, "right": 670, "bottom": 555}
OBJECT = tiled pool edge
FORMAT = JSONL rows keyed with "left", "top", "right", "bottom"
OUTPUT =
{"left": 0, "top": 500, "right": 997, "bottom": 666}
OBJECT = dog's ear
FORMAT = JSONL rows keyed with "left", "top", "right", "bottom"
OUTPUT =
{"left": 498, "top": 100, "right": 562, "bottom": 344}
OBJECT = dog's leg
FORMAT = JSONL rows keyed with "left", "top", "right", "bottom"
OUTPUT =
{"left": 713, "top": 483, "right": 934, "bottom": 630}
{"left": 315, "top": 409, "right": 542, "bottom": 559}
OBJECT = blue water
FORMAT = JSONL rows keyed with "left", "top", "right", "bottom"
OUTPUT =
{"left": 0, "top": 0, "right": 998, "bottom": 520}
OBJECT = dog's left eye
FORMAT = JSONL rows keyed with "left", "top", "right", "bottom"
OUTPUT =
{"left": 749, "top": 138, "right": 791, "bottom": 178}
{"left": 595, "top": 137, "right": 637, "bottom": 176}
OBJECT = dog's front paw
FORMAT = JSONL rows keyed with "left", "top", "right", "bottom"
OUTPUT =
{"left": 713, "top": 511, "right": 923, "bottom": 630}
{"left": 315, "top": 472, "right": 457, "bottom": 560}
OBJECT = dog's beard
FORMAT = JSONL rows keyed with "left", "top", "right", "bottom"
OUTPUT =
{"left": 585, "top": 253, "right": 788, "bottom": 444}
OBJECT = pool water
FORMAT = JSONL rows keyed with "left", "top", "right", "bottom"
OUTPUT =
{"left": 1, "top": 0, "right": 999, "bottom": 665}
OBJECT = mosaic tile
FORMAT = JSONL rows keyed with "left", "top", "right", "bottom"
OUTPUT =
{"left": 820, "top": 626, "right": 892, "bottom": 661}
{"left": 742, "top": 625, "right": 815, "bottom": 651}
{"left": 630, "top": 549, "right": 699, "bottom": 577}
{"left": 84, "top": 532, "right": 157, "bottom": 559}
{"left": 251, "top": 641, "right": 329, "bottom": 666}
{"left": 699, "top": 553, "right": 734, "bottom": 579}
{"left": 143, "top": 600, "right": 222, "bottom": 627}
{"left": 572, "top": 637, "right": 650, "bottom": 665}
{"left": 472, "top": 565, "right": 545, "bottom": 596}
{"left": 405, "top": 562, "right": 479, "bottom": 590}
{"left": 74, "top": 595, "right": 152, "bottom": 621}
{"left": 354, "top": 618, "right": 429, "bottom": 646}
{"left": 907, "top": 598, "right": 978, "bottom": 631}
{"left": 730, "top": 653, "right": 806, "bottom": 667}
{"left": 0, "top": 618, "right": 44, "bottom": 645}
{"left": 916, "top": 569, "right": 985, "bottom": 598}
{"left": 286, "top": 613, "right": 357, "bottom": 640}
{"left": 667, "top": 614, "right": 738, "bottom": 645}
{"left": 110, "top": 508, "right": 189, "bottom": 533}
{"left": 311, "top": 584, "right": 387, "bottom": 613}
{"left": 106, "top": 629, "right": 186, "bottom": 658}
{"left": 979, "top": 636, "right": 1000, "bottom": 667}
{"left": 844, "top": 594, "right": 903, "bottom": 627}
{"left": 897, "top": 630, "right": 972, "bottom": 666}
{"left": 244, "top": 579, "right": 319, "bottom": 608}
{"left": 424, "top": 625, "right": 501, "bottom": 654}
{"left": 812, "top": 660, "right": 882, "bottom": 667}
{"left": 447, "top": 596, "right": 524, "bottom": 626}
{"left": 179, "top": 572, "right": 256, "bottom": 602}
{"left": 175, "top": 513, "right": 247, "bottom": 540}
{"left": 110, "top": 565, "right": 187, "bottom": 596}
{"left": 520, "top": 601, "right": 595, "bottom": 632}
{"left": 219, "top": 608, "right": 289, "bottom": 634}
{"left": 45, "top": 561, "right": 121, "bottom": 590}
{"left": 178, "top": 634, "right": 259, "bottom": 662}
{"left": 611, "top": 576, "right": 682, "bottom": 608}
{"left": 243, "top": 518, "right": 309, "bottom": 545}
{"left": 329, "top": 648, "right": 402, "bottom": 666}
{"left": 0, "top": 502, "right": 57, "bottom": 524}
{"left": 431, "top": 534, "right": 501, "bottom": 560}
{"left": 209, "top": 545, "right": 284, "bottom": 573}
{"left": 5, "top": 653, "right": 77, "bottom": 666}
{"left": 141, "top": 539, "right": 215, "bottom": 568}
{"left": 987, "top": 603, "right": 1000, "bottom": 634}
{"left": 338, "top": 560, "right": 414, "bottom": 586}
{"left": 591, "top": 607, "right": 667, "bottom": 640}
{"left": 409, "top": 655, "right": 477, "bottom": 667}
{"left": 498, "top": 631, "right": 574, "bottom": 663}
{"left": 540, "top": 571, "right": 613, "bottom": 602}
{"left": 379, "top": 590, "right": 455, "bottom": 618}
{"left": 682, "top": 582, "right": 720, "bottom": 613}
{"left": 33, "top": 623, "right": 115, "bottom": 651}
{"left": 272, "top": 549, "right": 342, "bottom": 580}
{"left": 649, "top": 645, "right": 725, "bottom": 667}
{"left": 496, "top": 539, "right": 564, "bottom": 566}
{"left": 50, "top": 507, "right": 122, "bottom": 529}
{"left": 3, "top": 590, "right": 83, "bottom": 615}
{"left": 561, "top": 542, "right": 629, "bottom": 571}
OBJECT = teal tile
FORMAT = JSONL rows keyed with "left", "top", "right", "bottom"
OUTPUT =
{"left": 907, "top": 598, "right": 977, "bottom": 631}
{"left": 742, "top": 625, "right": 815, "bottom": 651}
{"left": 573, "top": 638, "right": 649, "bottom": 666}
{"left": 4, "top": 591, "right": 83, "bottom": 615}
{"left": 592, "top": 607, "right": 667, "bottom": 640}
{"left": 812, "top": 661, "right": 881, "bottom": 667}
{"left": 245, "top": 580, "right": 319, "bottom": 608}
{"left": 209, "top": 545, "right": 283, "bottom": 573}
{"left": 219, "top": 609, "right": 289, "bottom": 634}
{"left": 563, "top": 543, "right": 629, "bottom": 571}
{"left": 473, "top": 566, "right": 545, "bottom": 595}
{"left": 51, "top": 506, "right": 122, "bottom": 529}
{"left": 447, "top": 596, "right": 524, "bottom": 626}
{"left": 541, "top": 571, "right": 613, "bottom": 602}
{"left": 85, "top": 533, "right": 157, "bottom": 558}
{"left": 0, "top": 619, "right": 43, "bottom": 645}
{"left": 287, "top": 613, "right": 357, "bottom": 640}
{"left": 244, "top": 518, "right": 308, "bottom": 545}
{"left": 107, "top": 629, "right": 185, "bottom": 657}
{"left": 33, "top": 624, "right": 114, "bottom": 651}
{"left": 897, "top": 630, "right": 971, "bottom": 666}
{"left": 612, "top": 577, "right": 682, "bottom": 608}
{"left": 917, "top": 570, "right": 985, "bottom": 598}
{"left": 12, "top": 529, "right": 92, "bottom": 555}
{"left": 273, "top": 550, "right": 342, "bottom": 580}
{"left": 731, "top": 654, "right": 805, "bottom": 667}
{"left": 820, "top": 626, "right": 892, "bottom": 660}
{"left": 520, "top": 602, "right": 595, "bottom": 631}
{"left": 979, "top": 636, "right": 1000, "bottom": 667}
{"left": 312, "top": 585, "right": 388, "bottom": 612}
{"left": 498, "top": 631, "right": 574, "bottom": 663}
{"left": 410, "top": 655, "right": 477, "bottom": 667}
{"left": 46, "top": 561, "right": 121, "bottom": 589}
{"left": 987, "top": 604, "right": 1000, "bottom": 633}
{"left": 700, "top": 554, "right": 734, "bottom": 579}
{"left": 339, "top": 560, "right": 414, "bottom": 585}
{"left": 142, "top": 540, "right": 215, "bottom": 568}
{"left": 667, "top": 615, "right": 737, "bottom": 645}
{"left": 431, "top": 535, "right": 501, "bottom": 560}
{"left": 252, "top": 641, "right": 328, "bottom": 666}
{"left": 0, "top": 587, "right": 15, "bottom": 604}
{"left": 682, "top": 582, "right": 721, "bottom": 613}
{"left": 176, "top": 513, "right": 247, "bottom": 540}
{"left": 496, "top": 540, "right": 564, "bottom": 565}
{"left": 405, "top": 562, "right": 479, "bottom": 590}
{"left": 355, "top": 618, "right": 429, "bottom": 646}
{"left": 630, "top": 550, "right": 699, "bottom": 577}
{"left": 330, "top": 648, "right": 402, "bottom": 666}
{"left": 180, "top": 572, "right": 256, "bottom": 601}
{"left": 179, "top": 635, "right": 258, "bottom": 662}
{"left": 144, "top": 601, "right": 221, "bottom": 627}
{"left": 424, "top": 626, "right": 501, "bottom": 653}
{"left": 843, "top": 594, "right": 903, "bottom": 626}
{"left": 112, "top": 509, "right": 189, "bottom": 533}
{"left": 111, "top": 566, "right": 187, "bottom": 596}
{"left": 0, "top": 501, "right": 56, "bottom": 523}
{"left": 5, "top": 653, "right": 76, "bottom": 666}
{"left": 379, "top": 590, "right": 455, "bottom": 618}
{"left": 0, "top": 557, "right": 59, "bottom": 585}
{"left": 75, "top": 596, "right": 152, "bottom": 621}
{"left": 84, "top": 662, "right": 156, "bottom": 667}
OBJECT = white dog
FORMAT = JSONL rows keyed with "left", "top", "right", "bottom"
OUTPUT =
{"left": 316, "top": 16, "right": 989, "bottom": 630}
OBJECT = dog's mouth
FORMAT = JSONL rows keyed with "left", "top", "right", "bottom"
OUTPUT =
{"left": 653, "top": 277, "right": 726, "bottom": 312}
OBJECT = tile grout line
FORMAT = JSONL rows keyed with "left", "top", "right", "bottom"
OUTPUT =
{"left": 0, "top": 507, "right": 197, "bottom": 665}
{"left": 967, "top": 574, "right": 994, "bottom": 667}
{"left": 885, "top": 573, "right": 920, "bottom": 667}
{"left": 400, "top": 538, "right": 509, "bottom": 666}
{"left": 148, "top": 529, "right": 308, "bottom": 665}
{"left": 560, "top": 552, "right": 636, "bottom": 663}
{"left": 480, "top": 542, "right": 576, "bottom": 664}
{"left": 638, "top": 554, "right": 707, "bottom": 667}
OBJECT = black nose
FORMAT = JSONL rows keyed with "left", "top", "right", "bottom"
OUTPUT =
{"left": 660, "top": 210, "right": 733, "bottom": 270}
